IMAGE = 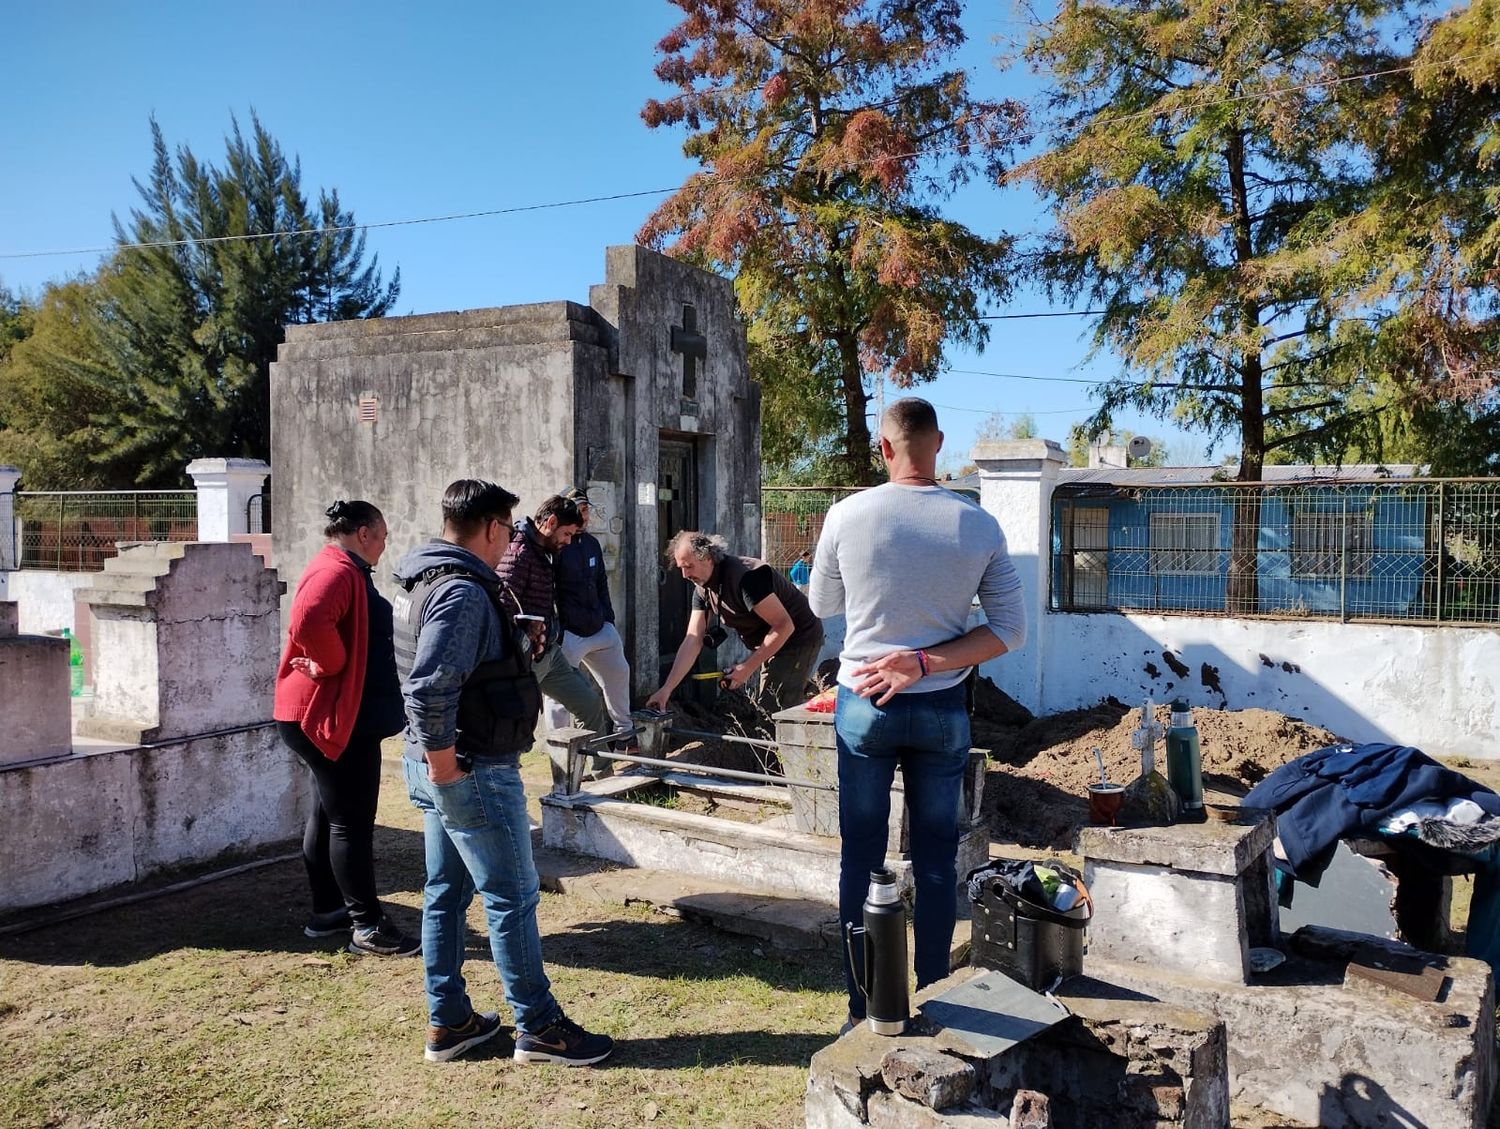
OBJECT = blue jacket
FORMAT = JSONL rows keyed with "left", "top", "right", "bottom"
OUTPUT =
{"left": 556, "top": 530, "right": 614, "bottom": 638}
{"left": 392, "top": 540, "right": 510, "bottom": 763}
{"left": 1243, "top": 743, "right": 1500, "bottom": 876}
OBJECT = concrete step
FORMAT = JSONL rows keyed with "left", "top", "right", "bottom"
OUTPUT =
{"left": 533, "top": 843, "right": 841, "bottom": 951}
{"left": 532, "top": 842, "right": 973, "bottom": 971}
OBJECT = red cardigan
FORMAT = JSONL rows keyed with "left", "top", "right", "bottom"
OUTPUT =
{"left": 273, "top": 545, "right": 370, "bottom": 760}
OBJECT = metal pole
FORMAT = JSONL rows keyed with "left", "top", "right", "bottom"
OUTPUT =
{"left": 1339, "top": 497, "right": 1348, "bottom": 623}
{"left": 666, "top": 727, "right": 780, "bottom": 751}
{"left": 57, "top": 494, "right": 64, "bottom": 570}
{"left": 1436, "top": 482, "right": 1447, "bottom": 623}
{"left": 588, "top": 749, "right": 835, "bottom": 792}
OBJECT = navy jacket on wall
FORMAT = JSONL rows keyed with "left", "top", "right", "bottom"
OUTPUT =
{"left": 1243, "top": 742, "right": 1500, "bottom": 877}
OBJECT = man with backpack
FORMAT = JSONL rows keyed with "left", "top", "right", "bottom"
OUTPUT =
{"left": 393, "top": 479, "right": 613, "bottom": 1067}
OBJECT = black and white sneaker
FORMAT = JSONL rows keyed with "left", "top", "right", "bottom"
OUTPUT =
{"left": 348, "top": 918, "right": 421, "bottom": 957}
{"left": 303, "top": 907, "right": 352, "bottom": 938}
{"left": 512, "top": 1014, "right": 614, "bottom": 1066}
{"left": 425, "top": 1011, "right": 502, "bottom": 1063}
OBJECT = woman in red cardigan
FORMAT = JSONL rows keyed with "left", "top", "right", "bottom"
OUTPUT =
{"left": 274, "top": 500, "right": 417, "bottom": 957}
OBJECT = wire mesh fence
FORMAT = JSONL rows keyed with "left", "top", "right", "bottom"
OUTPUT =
{"left": 1053, "top": 479, "right": 1500, "bottom": 625}
{"left": 15, "top": 491, "right": 198, "bottom": 571}
{"left": 761, "top": 486, "right": 866, "bottom": 575}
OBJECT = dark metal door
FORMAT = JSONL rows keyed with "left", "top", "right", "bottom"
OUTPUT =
{"left": 657, "top": 438, "right": 698, "bottom": 675}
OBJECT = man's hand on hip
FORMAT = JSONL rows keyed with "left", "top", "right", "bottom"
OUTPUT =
{"left": 425, "top": 746, "right": 467, "bottom": 785}
{"left": 851, "top": 651, "right": 924, "bottom": 706}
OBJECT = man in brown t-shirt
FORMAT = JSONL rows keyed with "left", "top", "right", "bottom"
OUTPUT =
{"left": 646, "top": 530, "right": 824, "bottom": 714}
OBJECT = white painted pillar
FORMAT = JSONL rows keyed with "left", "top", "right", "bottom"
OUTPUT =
{"left": 185, "top": 458, "right": 270, "bottom": 542}
{"left": 972, "top": 439, "right": 1066, "bottom": 714}
{"left": 0, "top": 465, "right": 21, "bottom": 598}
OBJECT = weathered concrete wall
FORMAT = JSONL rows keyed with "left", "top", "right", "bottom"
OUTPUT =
{"left": 590, "top": 245, "right": 760, "bottom": 693}
{"left": 270, "top": 303, "right": 591, "bottom": 608}
{"left": 973, "top": 440, "right": 1066, "bottom": 715}
{"left": 0, "top": 724, "right": 306, "bottom": 913}
{"left": 1033, "top": 611, "right": 1500, "bottom": 758}
{"left": 77, "top": 543, "right": 285, "bottom": 745}
{"left": 7, "top": 570, "right": 92, "bottom": 635}
{"left": 0, "top": 624, "right": 70, "bottom": 765}
{"left": 1090, "top": 945, "right": 1493, "bottom": 1129}
{"left": 272, "top": 247, "right": 759, "bottom": 699}
{"left": 806, "top": 967, "right": 1231, "bottom": 1129}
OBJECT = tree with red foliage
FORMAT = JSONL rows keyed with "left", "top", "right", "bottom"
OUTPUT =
{"left": 639, "top": 0, "right": 1024, "bottom": 483}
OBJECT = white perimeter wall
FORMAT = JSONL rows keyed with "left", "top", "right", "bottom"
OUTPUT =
{"left": 1005, "top": 610, "right": 1500, "bottom": 760}
{"left": 7, "top": 571, "right": 92, "bottom": 634}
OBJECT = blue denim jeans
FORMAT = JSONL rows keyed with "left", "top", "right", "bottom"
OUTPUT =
{"left": 403, "top": 757, "right": 561, "bottom": 1034}
{"left": 836, "top": 682, "right": 970, "bottom": 1018}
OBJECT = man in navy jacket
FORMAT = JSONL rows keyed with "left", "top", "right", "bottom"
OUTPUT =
{"left": 497, "top": 493, "right": 610, "bottom": 745}
{"left": 548, "top": 487, "right": 633, "bottom": 746}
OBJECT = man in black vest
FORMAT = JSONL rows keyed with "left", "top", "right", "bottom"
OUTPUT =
{"left": 646, "top": 530, "right": 824, "bottom": 714}
{"left": 392, "top": 479, "right": 612, "bottom": 1067}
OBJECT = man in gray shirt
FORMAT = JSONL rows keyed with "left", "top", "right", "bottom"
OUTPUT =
{"left": 809, "top": 398, "right": 1026, "bottom": 1028}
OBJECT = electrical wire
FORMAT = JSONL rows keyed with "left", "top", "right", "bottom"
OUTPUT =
{"left": 0, "top": 49, "right": 1479, "bottom": 263}
{"left": 0, "top": 188, "right": 680, "bottom": 261}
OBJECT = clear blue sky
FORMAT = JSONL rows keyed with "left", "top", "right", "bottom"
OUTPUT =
{"left": 0, "top": 0, "right": 1215, "bottom": 470}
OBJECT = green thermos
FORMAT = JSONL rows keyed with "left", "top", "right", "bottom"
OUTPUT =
{"left": 1166, "top": 700, "right": 1204, "bottom": 816}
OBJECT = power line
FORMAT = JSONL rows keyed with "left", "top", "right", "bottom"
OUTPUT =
{"left": 0, "top": 188, "right": 679, "bottom": 261}
{"left": 929, "top": 401, "right": 1094, "bottom": 416}
{"left": 979, "top": 309, "right": 1103, "bottom": 320}
{"left": 0, "top": 49, "right": 1479, "bottom": 264}
{"left": 946, "top": 366, "right": 1109, "bottom": 386}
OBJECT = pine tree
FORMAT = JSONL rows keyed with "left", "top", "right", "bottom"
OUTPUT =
{"left": 96, "top": 114, "right": 399, "bottom": 483}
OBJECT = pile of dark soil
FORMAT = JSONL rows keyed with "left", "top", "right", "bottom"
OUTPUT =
{"left": 660, "top": 675, "right": 1350, "bottom": 851}
{"left": 977, "top": 692, "right": 1346, "bottom": 848}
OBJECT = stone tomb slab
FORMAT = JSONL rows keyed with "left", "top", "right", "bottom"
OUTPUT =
{"left": 1081, "top": 815, "right": 1278, "bottom": 984}
{"left": 805, "top": 966, "right": 1230, "bottom": 1128}
{"left": 1087, "top": 927, "right": 1494, "bottom": 1129}
{"left": 0, "top": 605, "right": 71, "bottom": 765}
{"left": 540, "top": 773, "right": 987, "bottom": 915}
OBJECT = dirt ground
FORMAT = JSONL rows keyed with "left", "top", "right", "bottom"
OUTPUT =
{"left": 978, "top": 690, "right": 1347, "bottom": 848}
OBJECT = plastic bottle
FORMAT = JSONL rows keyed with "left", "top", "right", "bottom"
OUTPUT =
{"left": 62, "top": 627, "right": 84, "bottom": 697}
{"left": 1166, "top": 699, "right": 1204, "bottom": 818}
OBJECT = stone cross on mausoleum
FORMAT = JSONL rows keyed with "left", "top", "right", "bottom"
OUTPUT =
{"left": 670, "top": 303, "right": 707, "bottom": 401}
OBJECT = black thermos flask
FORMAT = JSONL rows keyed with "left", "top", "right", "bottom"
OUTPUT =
{"left": 844, "top": 869, "right": 909, "bottom": 1035}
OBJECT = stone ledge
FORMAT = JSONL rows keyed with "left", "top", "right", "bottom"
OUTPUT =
{"left": 1079, "top": 814, "right": 1274, "bottom": 877}
{"left": 1085, "top": 944, "right": 1494, "bottom": 1129}
{"left": 806, "top": 966, "right": 1230, "bottom": 1128}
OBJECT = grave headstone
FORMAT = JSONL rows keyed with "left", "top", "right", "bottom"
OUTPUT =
{"left": 0, "top": 599, "right": 72, "bottom": 764}
{"left": 75, "top": 542, "right": 285, "bottom": 745}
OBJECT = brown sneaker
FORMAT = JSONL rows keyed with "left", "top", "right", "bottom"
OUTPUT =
{"left": 425, "top": 1010, "right": 502, "bottom": 1063}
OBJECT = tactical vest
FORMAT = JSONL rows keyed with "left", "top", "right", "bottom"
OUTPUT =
{"left": 393, "top": 564, "right": 541, "bottom": 760}
{"left": 700, "top": 555, "right": 822, "bottom": 650}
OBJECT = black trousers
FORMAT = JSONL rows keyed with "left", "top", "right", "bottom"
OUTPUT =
{"left": 278, "top": 721, "right": 385, "bottom": 929}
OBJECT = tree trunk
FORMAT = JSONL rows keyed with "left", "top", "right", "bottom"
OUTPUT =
{"left": 1225, "top": 126, "right": 1265, "bottom": 615}
{"left": 836, "top": 332, "right": 874, "bottom": 485}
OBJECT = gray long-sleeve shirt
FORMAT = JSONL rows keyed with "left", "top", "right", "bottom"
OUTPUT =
{"left": 808, "top": 483, "right": 1026, "bottom": 693}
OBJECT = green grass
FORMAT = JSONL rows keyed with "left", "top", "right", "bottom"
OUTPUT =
{"left": 0, "top": 748, "right": 844, "bottom": 1129}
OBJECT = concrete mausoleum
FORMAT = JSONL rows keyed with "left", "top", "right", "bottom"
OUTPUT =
{"left": 270, "top": 245, "right": 761, "bottom": 694}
